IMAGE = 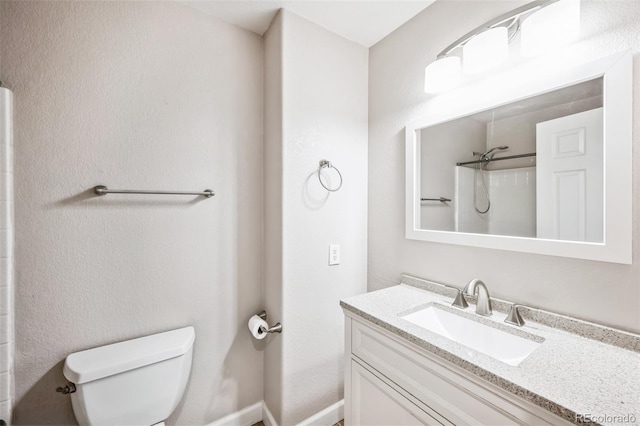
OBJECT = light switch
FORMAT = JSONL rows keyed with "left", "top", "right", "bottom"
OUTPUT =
{"left": 329, "top": 244, "right": 340, "bottom": 266}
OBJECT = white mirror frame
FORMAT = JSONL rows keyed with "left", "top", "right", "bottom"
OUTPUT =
{"left": 406, "top": 51, "right": 632, "bottom": 264}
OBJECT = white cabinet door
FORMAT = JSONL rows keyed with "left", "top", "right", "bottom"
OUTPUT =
{"left": 536, "top": 108, "right": 603, "bottom": 242}
{"left": 350, "top": 360, "right": 442, "bottom": 426}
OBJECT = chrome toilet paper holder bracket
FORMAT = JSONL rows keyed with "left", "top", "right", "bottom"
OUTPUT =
{"left": 257, "top": 310, "right": 283, "bottom": 334}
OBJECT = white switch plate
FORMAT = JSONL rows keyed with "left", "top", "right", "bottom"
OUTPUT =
{"left": 329, "top": 244, "right": 340, "bottom": 266}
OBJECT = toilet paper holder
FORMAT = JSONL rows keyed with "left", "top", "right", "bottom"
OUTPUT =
{"left": 257, "top": 311, "right": 283, "bottom": 334}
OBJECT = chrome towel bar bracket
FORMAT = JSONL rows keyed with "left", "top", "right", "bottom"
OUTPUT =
{"left": 94, "top": 185, "right": 215, "bottom": 198}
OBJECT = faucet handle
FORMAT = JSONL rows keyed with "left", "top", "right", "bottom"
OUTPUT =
{"left": 443, "top": 285, "right": 469, "bottom": 309}
{"left": 505, "top": 304, "right": 525, "bottom": 327}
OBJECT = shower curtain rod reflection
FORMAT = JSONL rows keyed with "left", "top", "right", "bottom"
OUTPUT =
{"left": 457, "top": 152, "right": 536, "bottom": 166}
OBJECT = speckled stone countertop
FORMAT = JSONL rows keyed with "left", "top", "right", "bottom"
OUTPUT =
{"left": 340, "top": 275, "right": 640, "bottom": 426}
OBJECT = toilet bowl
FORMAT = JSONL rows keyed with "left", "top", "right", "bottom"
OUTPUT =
{"left": 63, "top": 326, "right": 195, "bottom": 426}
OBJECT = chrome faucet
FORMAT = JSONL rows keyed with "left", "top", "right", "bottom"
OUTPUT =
{"left": 463, "top": 279, "right": 492, "bottom": 317}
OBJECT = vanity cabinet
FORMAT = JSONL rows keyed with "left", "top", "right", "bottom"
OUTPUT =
{"left": 350, "top": 361, "right": 444, "bottom": 425}
{"left": 344, "top": 314, "right": 572, "bottom": 426}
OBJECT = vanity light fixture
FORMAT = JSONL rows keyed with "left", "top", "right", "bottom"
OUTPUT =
{"left": 521, "top": 0, "right": 580, "bottom": 57}
{"left": 424, "top": 0, "right": 580, "bottom": 94}
{"left": 463, "top": 27, "right": 508, "bottom": 75}
{"left": 424, "top": 56, "right": 461, "bottom": 93}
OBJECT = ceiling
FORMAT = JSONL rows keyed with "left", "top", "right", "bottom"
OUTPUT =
{"left": 182, "top": 1, "right": 435, "bottom": 48}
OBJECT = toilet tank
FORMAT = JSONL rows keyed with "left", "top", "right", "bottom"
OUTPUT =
{"left": 63, "top": 327, "right": 195, "bottom": 426}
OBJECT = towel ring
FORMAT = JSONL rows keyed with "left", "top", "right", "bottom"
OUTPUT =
{"left": 317, "top": 159, "right": 343, "bottom": 192}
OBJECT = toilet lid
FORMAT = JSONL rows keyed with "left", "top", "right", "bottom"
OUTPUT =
{"left": 64, "top": 327, "right": 195, "bottom": 384}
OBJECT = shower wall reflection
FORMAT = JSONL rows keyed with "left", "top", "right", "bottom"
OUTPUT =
{"left": 456, "top": 166, "right": 536, "bottom": 237}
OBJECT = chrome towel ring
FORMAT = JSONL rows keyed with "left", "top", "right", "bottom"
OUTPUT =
{"left": 317, "top": 159, "right": 343, "bottom": 192}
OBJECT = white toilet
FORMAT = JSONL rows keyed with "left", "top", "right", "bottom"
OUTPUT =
{"left": 62, "top": 326, "right": 195, "bottom": 426}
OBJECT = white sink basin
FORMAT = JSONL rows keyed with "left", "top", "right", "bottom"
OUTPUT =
{"left": 401, "top": 305, "right": 542, "bottom": 366}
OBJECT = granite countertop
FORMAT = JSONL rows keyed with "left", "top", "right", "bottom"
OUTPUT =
{"left": 340, "top": 275, "right": 640, "bottom": 426}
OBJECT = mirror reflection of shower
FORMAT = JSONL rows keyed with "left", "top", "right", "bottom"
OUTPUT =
{"left": 418, "top": 77, "right": 602, "bottom": 239}
{"left": 473, "top": 146, "right": 509, "bottom": 214}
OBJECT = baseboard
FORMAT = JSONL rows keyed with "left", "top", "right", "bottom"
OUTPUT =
{"left": 207, "top": 401, "right": 263, "bottom": 426}
{"left": 208, "top": 399, "right": 344, "bottom": 426}
{"left": 297, "top": 400, "right": 344, "bottom": 426}
{"left": 262, "top": 401, "right": 278, "bottom": 426}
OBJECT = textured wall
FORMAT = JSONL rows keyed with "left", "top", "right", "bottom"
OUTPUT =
{"left": 369, "top": 0, "right": 640, "bottom": 332}
{"left": 264, "top": 9, "right": 368, "bottom": 426}
{"left": 0, "top": 1, "right": 264, "bottom": 424}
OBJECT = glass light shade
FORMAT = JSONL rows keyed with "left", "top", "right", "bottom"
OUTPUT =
{"left": 463, "top": 27, "right": 509, "bottom": 75}
{"left": 424, "top": 56, "right": 462, "bottom": 94}
{"left": 521, "top": 0, "right": 580, "bottom": 57}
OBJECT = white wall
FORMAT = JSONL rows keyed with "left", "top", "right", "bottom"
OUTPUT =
{"left": 0, "top": 1, "right": 264, "bottom": 424}
{"left": 263, "top": 9, "right": 285, "bottom": 425}
{"left": 369, "top": 0, "right": 640, "bottom": 332}
{"left": 264, "top": 9, "right": 368, "bottom": 425}
{"left": 0, "top": 88, "right": 14, "bottom": 425}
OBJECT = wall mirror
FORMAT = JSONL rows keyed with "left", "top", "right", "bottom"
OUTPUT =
{"left": 405, "top": 52, "right": 632, "bottom": 264}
